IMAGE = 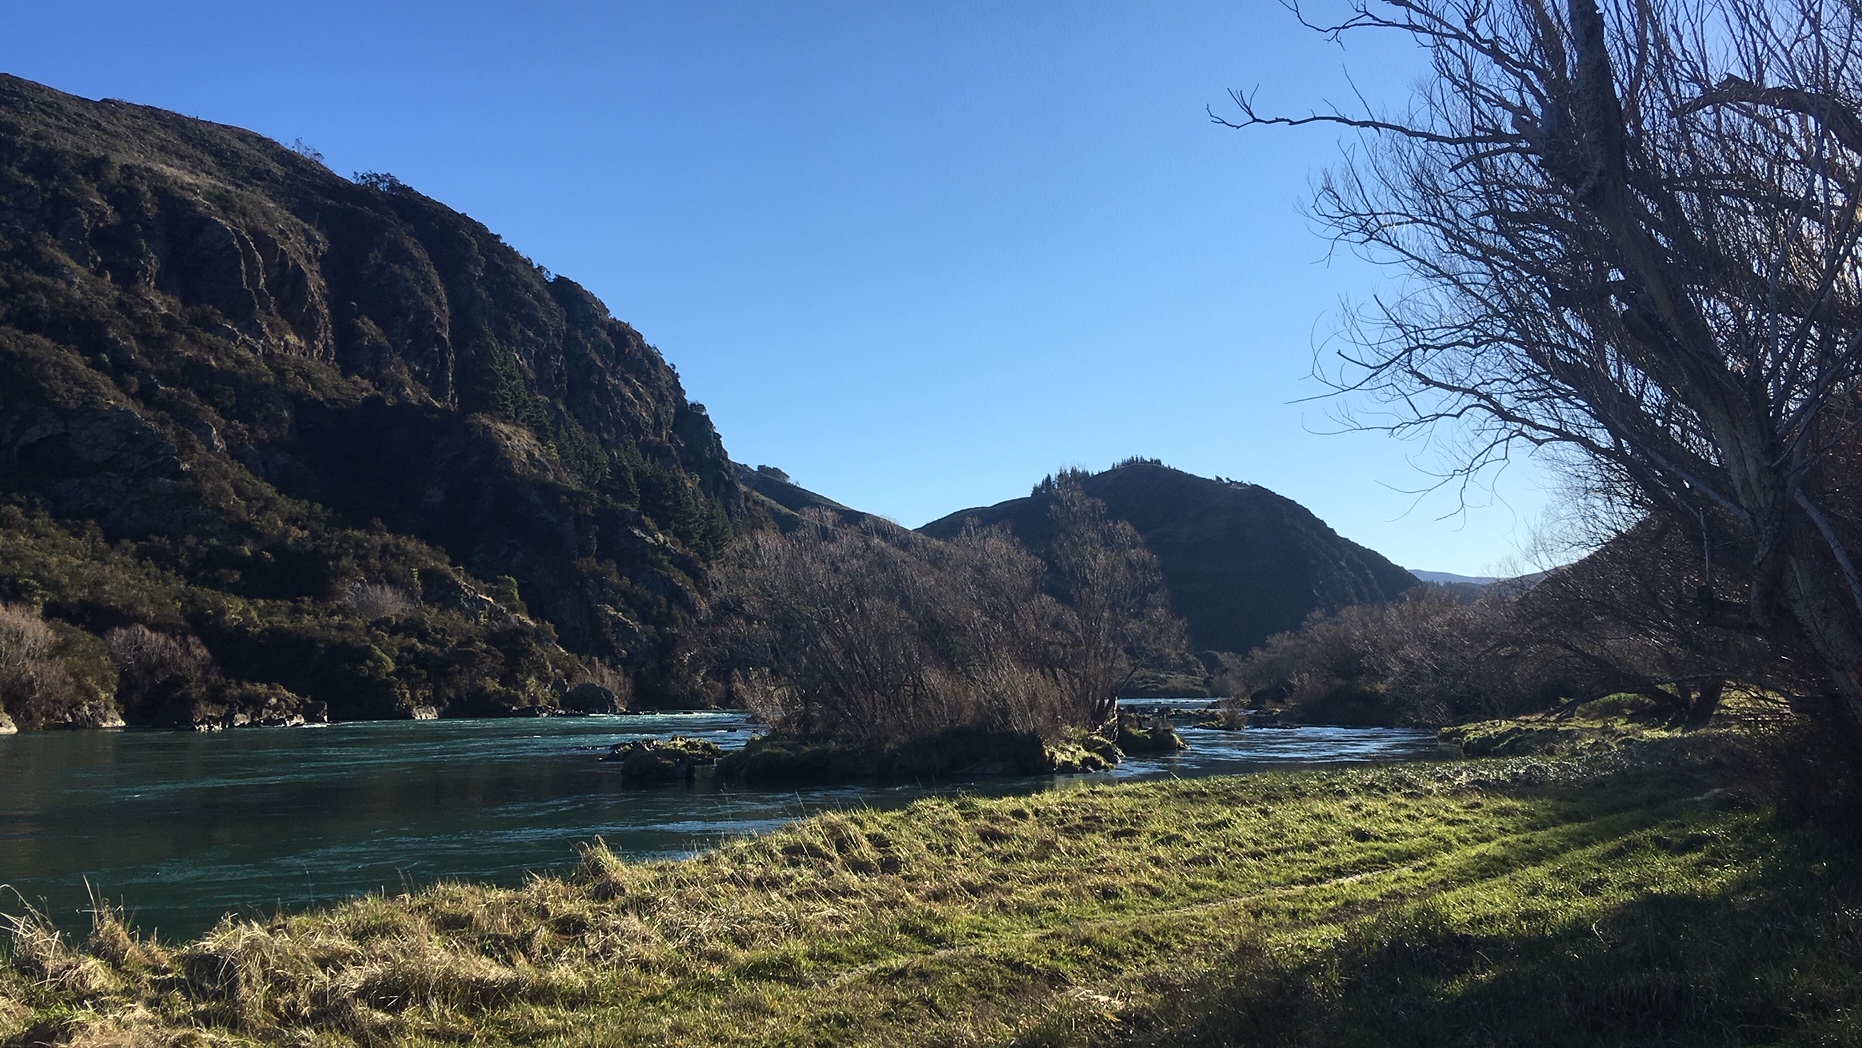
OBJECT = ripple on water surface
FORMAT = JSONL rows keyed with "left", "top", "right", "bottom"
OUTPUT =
{"left": 0, "top": 709, "right": 1437, "bottom": 938}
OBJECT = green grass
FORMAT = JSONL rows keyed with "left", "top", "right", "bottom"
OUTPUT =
{"left": 4, "top": 738, "right": 1859, "bottom": 1046}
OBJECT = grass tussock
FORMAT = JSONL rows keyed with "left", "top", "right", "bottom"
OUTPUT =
{"left": 4, "top": 735, "right": 1861, "bottom": 1046}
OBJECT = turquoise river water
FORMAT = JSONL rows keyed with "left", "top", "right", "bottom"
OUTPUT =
{"left": 0, "top": 704, "right": 1438, "bottom": 940}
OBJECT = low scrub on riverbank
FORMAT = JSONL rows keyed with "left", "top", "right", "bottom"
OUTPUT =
{"left": 5, "top": 733, "right": 1859, "bottom": 1046}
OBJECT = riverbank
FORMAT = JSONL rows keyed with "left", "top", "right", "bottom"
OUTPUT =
{"left": 0, "top": 716, "right": 1436, "bottom": 942}
{"left": 7, "top": 727, "right": 1854, "bottom": 1046}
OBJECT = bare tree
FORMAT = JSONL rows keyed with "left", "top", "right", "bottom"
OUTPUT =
{"left": 705, "top": 512, "right": 1069, "bottom": 749}
{"left": 1228, "top": 0, "right": 1862, "bottom": 743}
{"left": 104, "top": 625, "right": 213, "bottom": 713}
{"left": 343, "top": 580, "right": 416, "bottom": 620}
{"left": 704, "top": 488, "right": 1188, "bottom": 752}
{"left": 0, "top": 602, "right": 81, "bottom": 728}
{"left": 1038, "top": 474, "right": 1190, "bottom": 726}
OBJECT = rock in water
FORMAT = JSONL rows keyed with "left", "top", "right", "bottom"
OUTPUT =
{"left": 606, "top": 736, "right": 725, "bottom": 784}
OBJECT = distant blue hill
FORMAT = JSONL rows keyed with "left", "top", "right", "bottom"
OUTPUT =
{"left": 1408, "top": 569, "right": 1501, "bottom": 586}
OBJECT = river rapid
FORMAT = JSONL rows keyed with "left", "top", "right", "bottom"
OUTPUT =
{"left": 0, "top": 704, "right": 1438, "bottom": 939}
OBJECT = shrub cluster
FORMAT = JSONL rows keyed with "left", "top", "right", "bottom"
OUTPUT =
{"left": 0, "top": 500, "right": 599, "bottom": 728}
{"left": 706, "top": 479, "right": 1188, "bottom": 755}
{"left": 710, "top": 517, "right": 1072, "bottom": 749}
{"left": 1222, "top": 520, "right": 1800, "bottom": 728}
{"left": 1217, "top": 587, "right": 1513, "bottom": 726}
{"left": 0, "top": 601, "right": 87, "bottom": 729}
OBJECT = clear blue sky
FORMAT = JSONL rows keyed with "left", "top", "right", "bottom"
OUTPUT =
{"left": 0, "top": 1, "right": 1556, "bottom": 576}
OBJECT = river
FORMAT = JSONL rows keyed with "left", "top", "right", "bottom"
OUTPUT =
{"left": 0, "top": 705, "right": 1438, "bottom": 940}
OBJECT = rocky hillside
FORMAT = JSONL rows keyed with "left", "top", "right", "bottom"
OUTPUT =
{"left": 920, "top": 461, "right": 1418, "bottom": 657}
{"left": 0, "top": 74, "right": 743, "bottom": 727}
{"left": 733, "top": 462, "right": 883, "bottom": 530}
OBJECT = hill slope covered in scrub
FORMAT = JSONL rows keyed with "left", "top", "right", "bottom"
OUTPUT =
{"left": 920, "top": 461, "right": 1418, "bottom": 657}
{"left": 0, "top": 73, "right": 743, "bottom": 728}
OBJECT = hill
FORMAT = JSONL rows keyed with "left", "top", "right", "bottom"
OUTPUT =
{"left": 0, "top": 74, "right": 743, "bottom": 727}
{"left": 733, "top": 462, "right": 882, "bottom": 530}
{"left": 1410, "top": 569, "right": 1499, "bottom": 585}
{"left": 920, "top": 461, "right": 1417, "bottom": 657}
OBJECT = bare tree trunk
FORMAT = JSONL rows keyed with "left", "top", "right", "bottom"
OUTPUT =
{"left": 1684, "top": 678, "right": 1725, "bottom": 731}
{"left": 1781, "top": 547, "right": 1862, "bottom": 733}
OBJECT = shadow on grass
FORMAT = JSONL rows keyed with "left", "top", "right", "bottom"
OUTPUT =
{"left": 1099, "top": 826, "right": 1862, "bottom": 1046}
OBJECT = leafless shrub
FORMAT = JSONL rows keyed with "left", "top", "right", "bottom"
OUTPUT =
{"left": 343, "top": 580, "right": 416, "bottom": 620}
{"left": 1220, "top": 588, "right": 1518, "bottom": 726}
{"left": 0, "top": 601, "right": 81, "bottom": 728}
{"left": 1224, "top": 517, "right": 1815, "bottom": 727}
{"left": 709, "top": 514, "right": 1067, "bottom": 747}
{"left": 1041, "top": 473, "right": 1189, "bottom": 725}
{"left": 708, "top": 475, "right": 1191, "bottom": 749}
{"left": 103, "top": 624, "right": 212, "bottom": 710}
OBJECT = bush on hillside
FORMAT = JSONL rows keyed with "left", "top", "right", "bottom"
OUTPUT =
{"left": 0, "top": 601, "right": 87, "bottom": 728}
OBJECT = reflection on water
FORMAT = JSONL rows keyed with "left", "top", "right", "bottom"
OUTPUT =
{"left": 0, "top": 704, "right": 1437, "bottom": 939}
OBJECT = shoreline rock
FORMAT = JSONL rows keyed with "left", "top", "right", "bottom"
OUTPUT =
{"left": 1115, "top": 712, "right": 1189, "bottom": 754}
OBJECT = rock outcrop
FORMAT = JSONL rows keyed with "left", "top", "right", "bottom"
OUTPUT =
{"left": 0, "top": 74, "right": 746, "bottom": 726}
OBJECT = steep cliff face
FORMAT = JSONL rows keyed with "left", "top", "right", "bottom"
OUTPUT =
{"left": 0, "top": 74, "right": 739, "bottom": 723}
{"left": 919, "top": 462, "right": 1418, "bottom": 657}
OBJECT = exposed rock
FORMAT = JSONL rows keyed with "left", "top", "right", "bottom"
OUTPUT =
{"left": 714, "top": 736, "right": 874, "bottom": 784}
{"left": 130, "top": 679, "right": 316, "bottom": 731}
{"left": 1193, "top": 707, "right": 1250, "bottom": 731}
{"left": 0, "top": 73, "right": 750, "bottom": 727}
{"left": 564, "top": 682, "right": 623, "bottom": 714}
{"left": 606, "top": 735, "right": 724, "bottom": 784}
{"left": 1046, "top": 740, "right": 1114, "bottom": 774}
{"left": 36, "top": 701, "right": 127, "bottom": 729}
{"left": 1083, "top": 732, "right": 1124, "bottom": 763}
{"left": 1115, "top": 712, "right": 1189, "bottom": 754}
{"left": 175, "top": 412, "right": 225, "bottom": 453}
{"left": 717, "top": 728, "right": 1099, "bottom": 784}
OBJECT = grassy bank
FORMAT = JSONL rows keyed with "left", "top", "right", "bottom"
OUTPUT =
{"left": 5, "top": 737, "right": 1860, "bottom": 1046}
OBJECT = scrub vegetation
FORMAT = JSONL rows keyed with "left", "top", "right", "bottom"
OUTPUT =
{"left": 703, "top": 476, "right": 1190, "bottom": 780}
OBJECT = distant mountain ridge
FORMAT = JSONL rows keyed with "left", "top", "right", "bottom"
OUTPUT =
{"left": 1410, "top": 570, "right": 1500, "bottom": 586}
{"left": 920, "top": 462, "right": 1418, "bottom": 656}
